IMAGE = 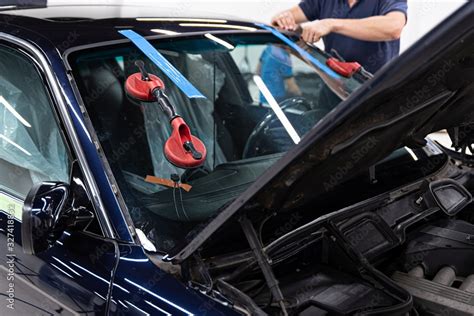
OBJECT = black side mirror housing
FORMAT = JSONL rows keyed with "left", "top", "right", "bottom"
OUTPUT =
{"left": 22, "top": 182, "right": 69, "bottom": 255}
{"left": 21, "top": 162, "right": 95, "bottom": 255}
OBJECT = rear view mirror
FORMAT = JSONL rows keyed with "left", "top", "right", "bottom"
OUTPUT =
{"left": 21, "top": 163, "right": 95, "bottom": 255}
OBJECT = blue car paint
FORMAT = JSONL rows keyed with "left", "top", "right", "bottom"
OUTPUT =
{"left": 0, "top": 217, "right": 115, "bottom": 313}
{"left": 110, "top": 244, "right": 239, "bottom": 315}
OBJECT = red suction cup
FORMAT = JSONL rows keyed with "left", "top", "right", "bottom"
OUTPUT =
{"left": 125, "top": 72, "right": 165, "bottom": 102}
{"left": 125, "top": 60, "right": 207, "bottom": 169}
{"left": 164, "top": 117, "right": 207, "bottom": 169}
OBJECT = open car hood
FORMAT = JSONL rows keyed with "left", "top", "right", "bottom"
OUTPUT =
{"left": 168, "top": 2, "right": 474, "bottom": 262}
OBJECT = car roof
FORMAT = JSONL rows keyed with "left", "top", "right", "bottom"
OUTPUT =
{"left": 3, "top": 2, "right": 245, "bottom": 21}
{"left": 0, "top": 4, "right": 265, "bottom": 54}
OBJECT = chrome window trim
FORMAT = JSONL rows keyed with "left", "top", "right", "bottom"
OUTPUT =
{"left": 0, "top": 32, "right": 116, "bottom": 238}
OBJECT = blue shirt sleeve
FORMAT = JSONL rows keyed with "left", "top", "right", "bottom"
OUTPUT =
{"left": 379, "top": 0, "right": 408, "bottom": 19}
{"left": 298, "top": 0, "right": 320, "bottom": 21}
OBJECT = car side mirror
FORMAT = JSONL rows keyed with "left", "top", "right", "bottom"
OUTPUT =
{"left": 21, "top": 162, "right": 95, "bottom": 255}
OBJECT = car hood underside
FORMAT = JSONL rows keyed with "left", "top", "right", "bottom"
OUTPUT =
{"left": 167, "top": 2, "right": 474, "bottom": 262}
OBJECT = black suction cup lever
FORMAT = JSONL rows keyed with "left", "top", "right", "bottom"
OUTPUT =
{"left": 183, "top": 141, "right": 203, "bottom": 160}
{"left": 135, "top": 60, "right": 150, "bottom": 81}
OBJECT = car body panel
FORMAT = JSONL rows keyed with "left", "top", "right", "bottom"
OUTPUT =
{"left": 110, "top": 243, "right": 240, "bottom": 315}
{"left": 0, "top": 208, "right": 115, "bottom": 314}
{"left": 0, "top": 14, "right": 265, "bottom": 55}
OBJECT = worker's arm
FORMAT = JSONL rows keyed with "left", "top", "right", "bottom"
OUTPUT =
{"left": 285, "top": 77, "right": 302, "bottom": 96}
{"left": 271, "top": 6, "right": 309, "bottom": 31}
{"left": 301, "top": 12, "right": 406, "bottom": 43}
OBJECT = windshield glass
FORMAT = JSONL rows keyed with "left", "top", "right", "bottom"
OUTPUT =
{"left": 69, "top": 32, "right": 362, "bottom": 252}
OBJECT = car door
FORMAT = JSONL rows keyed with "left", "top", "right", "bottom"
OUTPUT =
{"left": 0, "top": 42, "right": 118, "bottom": 315}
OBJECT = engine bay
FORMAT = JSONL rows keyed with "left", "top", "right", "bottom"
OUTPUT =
{"left": 182, "top": 155, "right": 474, "bottom": 315}
{"left": 393, "top": 218, "right": 474, "bottom": 316}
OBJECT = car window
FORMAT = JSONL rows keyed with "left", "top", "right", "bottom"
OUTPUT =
{"left": 230, "top": 44, "right": 339, "bottom": 108}
{"left": 0, "top": 45, "right": 71, "bottom": 200}
{"left": 69, "top": 33, "right": 363, "bottom": 252}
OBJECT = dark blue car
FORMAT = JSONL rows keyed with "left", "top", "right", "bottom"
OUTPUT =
{"left": 1, "top": 1, "right": 474, "bottom": 315}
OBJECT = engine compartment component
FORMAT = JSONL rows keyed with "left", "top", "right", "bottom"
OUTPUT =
{"left": 403, "top": 220, "right": 474, "bottom": 278}
{"left": 392, "top": 220, "right": 474, "bottom": 315}
{"left": 254, "top": 266, "right": 397, "bottom": 315}
{"left": 393, "top": 270, "right": 474, "bottom": 316}
{"left": 208, "top": 228, "right": 413, "bottom": 315}
{"left": 423, "top": 179, "right": 473, "bottom": 216}
{"left": 193, "top": 175, "right": 474, "bottom": 315}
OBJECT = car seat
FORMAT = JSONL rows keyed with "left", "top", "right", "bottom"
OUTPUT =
{"left": 78, "top": 58, "right": 154, "bottom": 177}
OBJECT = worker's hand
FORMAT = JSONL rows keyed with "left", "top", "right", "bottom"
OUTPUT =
{"left": 301, "top": 19, "right": 334, "bottom": 43}
{"left": 271, "top": 11, "right": 298, "bottom": 31}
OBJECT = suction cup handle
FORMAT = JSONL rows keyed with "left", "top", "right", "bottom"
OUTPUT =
{"left": 152, "top": 89, "right": 178, "bottom": 121}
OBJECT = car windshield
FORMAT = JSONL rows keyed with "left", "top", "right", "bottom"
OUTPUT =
{"left": 69, "top": 32, "right": 362, "bottom": 252}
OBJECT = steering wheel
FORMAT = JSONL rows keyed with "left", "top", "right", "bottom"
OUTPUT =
{"left": 243, "top": 97, "right": 314, "bottom": 159}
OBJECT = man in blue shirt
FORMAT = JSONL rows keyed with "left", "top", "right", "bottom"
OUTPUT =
{"left": 271, "top": 0, "right": 408, "bottom": 73}
{"left": 257, "top": 45, "right": 301, "bottom": 103}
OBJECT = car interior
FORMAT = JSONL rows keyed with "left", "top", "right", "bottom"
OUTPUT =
{"left": 70, "top": 34, "right": 452, "bottom": 252}
{"left": 70, "top": 34, "right": 359, "bottom": 249}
